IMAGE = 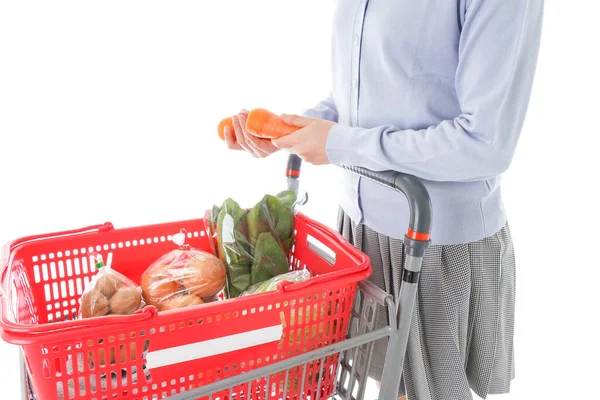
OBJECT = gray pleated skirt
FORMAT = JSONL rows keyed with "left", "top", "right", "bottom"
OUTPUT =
{"left": 338, "top": 209, "right": 516, "bottom": 400}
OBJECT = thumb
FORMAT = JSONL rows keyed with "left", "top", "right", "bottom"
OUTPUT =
{"left": 280, "top": 113, "right": 313, "bottom": 128}
{"left": 271, "top": 130, "right": 298, "bottom": 149}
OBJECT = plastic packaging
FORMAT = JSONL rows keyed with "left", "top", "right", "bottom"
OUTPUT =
{"left": 241, "top": 269, "right": 312, "bottom": 296}
{"left": 140, "top": 231, "right": 227, "bottom": 311}
{"left": 206, "top": 190, "right": 298, "bottom": 298}
{"left": 78, "top": 254, "right": 144, "bottom": 319}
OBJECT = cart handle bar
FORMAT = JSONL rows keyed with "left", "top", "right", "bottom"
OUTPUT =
{"left": 286, "top": 154, "right": 432, "bottom": 244}
{"left": 342, "top": 165, "right": 432, "bottom": 243}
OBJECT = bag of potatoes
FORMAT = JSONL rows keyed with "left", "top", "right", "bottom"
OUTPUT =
{"left": 79, "top": 253, "right": 144, "bottom": 319}
{"left": 140, "top": 230, "right": 227, "bottom": 312}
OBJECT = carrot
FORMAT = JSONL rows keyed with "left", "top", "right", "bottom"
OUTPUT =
{"left": 217, "top": 117, "right": 235, "bottom": 141}
{"left": 245, "top": 108, "right": 300, "bottom": 139}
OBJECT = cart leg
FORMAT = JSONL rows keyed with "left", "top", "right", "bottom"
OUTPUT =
{"left": 20, "top": 349, "right": 36, "bottom": 400}
{"left": 378, "top": 254, "right": 423, "bottom": 400}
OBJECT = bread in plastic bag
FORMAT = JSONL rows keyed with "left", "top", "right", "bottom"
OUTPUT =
{"left": 79, "top": 253, "right": 144, "bottom": 319}
{"left": 140, "top": 231, "right": 227, "bottom": 311}
{"left": 207, "top": 190, "right": 298, "bottom": 298}
{"left": 241, "top": 269, "right": 312, "bottom": 296}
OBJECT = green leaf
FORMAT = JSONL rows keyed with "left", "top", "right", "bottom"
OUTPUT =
{"left": 210, "top": 204, "right": 221, "bottom": 225}
{"left": 282, "top": 237, "right": 294, "bottom": 256}
{"left": 251, "top": 232, "right": 289, "bottom": 285}
{"left": 227, "top": 263, "right": 252, "bottom": 298}
{"left": 275, "top": 190, "right": 298, "bottom": 211}
{"left": 275, "top": 205, "right": 294, "bottom": 240}
{"left": 247, "top": 195, "right": 281, "bottom": 247}
{"left": 217, "top": 198, "right": 252, "bottom": 297}
{"left": 242, "top": 270, "right": 312, "bottom": 296}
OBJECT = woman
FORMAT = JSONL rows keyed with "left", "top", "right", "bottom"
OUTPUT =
{"left": 223, "top": 0, "right": 544, "bottom": 399}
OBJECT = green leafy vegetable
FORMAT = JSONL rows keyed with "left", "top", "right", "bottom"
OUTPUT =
{"left": 275, "top": 190, "right": 298, "bottom": 211}
{"left": 217, "top": 198, "right": 252, "bottom": 298}
{"left": 242, "top": 270, "right": 312, "bottom": 296}
{"left": 211, "top": 191, "right": 299, "bottom": 299}
{"left": 251, "top": 232, "right": 289, "bottom": 285}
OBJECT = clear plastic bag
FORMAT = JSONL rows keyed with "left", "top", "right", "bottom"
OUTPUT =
{"left": 78, "top": 254, "right": 144, "bottom": 319}
{"left": 206, "top": 190, "right": 298, "bottom": 298}
{"left": 241, "top": 269, "right": 312, "bottom": 296}
{"left": 140, "top": 231, "right": 227, "bottom": 312}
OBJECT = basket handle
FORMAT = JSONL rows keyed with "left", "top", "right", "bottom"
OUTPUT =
{"left": 275, "top": 213, "right": 371, "bottom": 293}
{"left": 0, "top": 222, "right": 115, "bottom": 297}
{"left": 0, "top": 306, "right": 159, "bottom": 344}
{"left": 1, "top": 222, "right": 114, "bottom": 262}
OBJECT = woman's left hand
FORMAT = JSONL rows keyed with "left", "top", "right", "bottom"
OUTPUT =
{"left": 271, "top": 114, "right": 335, "bottom": 165}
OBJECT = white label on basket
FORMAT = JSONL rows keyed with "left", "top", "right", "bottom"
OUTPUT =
{"left": 145, "top": 324, "right": 283, "bottom": 369}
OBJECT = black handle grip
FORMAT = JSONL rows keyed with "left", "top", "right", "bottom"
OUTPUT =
{"left": 286, "top": 154, "right": 302, "bottom": 179}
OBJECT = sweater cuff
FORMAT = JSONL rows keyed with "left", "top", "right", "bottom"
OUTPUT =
{"left": 325, "top": 124, "right": 364, "bottom": 166}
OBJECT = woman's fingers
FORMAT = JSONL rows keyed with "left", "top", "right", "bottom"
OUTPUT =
{"left": 224, "top": 109, "right": 280, "bottom": 159}
{"left": 244, "top": 130, "right": 278, "bottom": 157}
{"left": 235, "top": 114, "right": 267, "bottom": 158}
{"left": 272, "top": 129, "right": 300, "bottom": 149}
{"left": 280, "top": 113, "right": 313, "bottom": 128}
{"left": 232, "top": 115, "right": 254, "bottom": 154}
{"left": 224, "top": 126, "right": 242, "bottom": 150}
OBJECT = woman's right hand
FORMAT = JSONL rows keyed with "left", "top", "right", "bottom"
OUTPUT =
{"left": 224, "top": 109, "right": 279, "bottom": 158}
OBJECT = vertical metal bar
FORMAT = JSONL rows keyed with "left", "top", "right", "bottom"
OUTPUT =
{"left": 347, "top": 296, "right": 372, "bottom": 399}
{"left": 229, "top": 386, "right": 233, "bottom": 399}
{"left": 265, "top": 374, "right": 271, "bottom": 400}
{"left": 315, "top": 357, "right": 326, "bottom": 400}
{"left": 378, "top": 256, "right": 423, "bottom": 400}
{"left": 299, "top": 363, "right": 308, "bottom": 399}
{"left": 337, "top": 292, "right": 358, "bottom": 399}
{"left": 334, "top": 346, "right": 346, "bottom": 397}
{"left": 345, "top": 341, "right": 362, "bottom": 399}
{"left": 354, "top": 297, "right": 378, "bottom": 400}
{"left": 247, "top": 380, "right": 252, "bottom": 400}
{"left": 282, "top": 369, "right": 289, "bottom": 399}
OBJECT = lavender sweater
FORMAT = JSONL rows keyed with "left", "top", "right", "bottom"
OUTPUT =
{"left": 303, "top": 0, "right": 544, "bottom": 245}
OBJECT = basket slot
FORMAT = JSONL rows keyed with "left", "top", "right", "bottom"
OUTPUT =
{"left": 306, "top": 235, "right": 336, "bottom": 266}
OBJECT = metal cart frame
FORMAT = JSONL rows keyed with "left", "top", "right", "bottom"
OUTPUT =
{"left": 19, "top": 156, "right": 432, "bottom": 400}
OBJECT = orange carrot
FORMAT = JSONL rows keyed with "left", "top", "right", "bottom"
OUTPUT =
{"left": 217, "top": 117, "right": 235, "bottom": 141}
{"left": 245, "top": 108, "right": 300, "bottom": 139}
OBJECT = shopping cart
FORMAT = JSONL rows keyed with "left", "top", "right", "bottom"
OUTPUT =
{"left": 1, "top": 155, "right": 432, "bottom": 400}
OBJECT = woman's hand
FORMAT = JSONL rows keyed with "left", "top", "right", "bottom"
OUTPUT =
{"left": 271, "top": 114, "right": 335, "bottom": 165}
{"left": 223, "top": 109, "right": 279, "bottom": 158}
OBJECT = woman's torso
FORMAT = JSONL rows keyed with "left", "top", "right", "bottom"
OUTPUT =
{"left": 330, "top": 0, "right": 506, "bottom": 244}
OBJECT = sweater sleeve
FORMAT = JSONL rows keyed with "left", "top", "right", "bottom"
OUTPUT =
{"left": 325, "top": 0, "right": 544, "bottom": 182}
{"left": 301, "top": 91, "right": 339, "bottom": 123}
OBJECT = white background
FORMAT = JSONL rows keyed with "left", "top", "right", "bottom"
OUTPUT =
{"left": 1, "top": 1, "right": 599, "bottom": 399}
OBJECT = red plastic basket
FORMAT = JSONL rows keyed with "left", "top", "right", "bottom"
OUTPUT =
{"left": 0, "top": 213, "right": 371, "bottom": 400}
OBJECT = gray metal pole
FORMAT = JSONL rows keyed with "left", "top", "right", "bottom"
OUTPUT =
{"left": 378, "top": 255, "right": 424, "bottom": 400}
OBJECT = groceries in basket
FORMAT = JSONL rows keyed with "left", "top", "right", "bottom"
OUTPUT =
{"left": 206, "top": 190, "right": 298, "bottom": 298}
{"left": 78, "top": 253, "right": 144, "bottom": 319}
{"left": 241, "top": 269, "right": 312, "bottom": 296}
{"left": 140, "top": 230, "right": 227, "bottom": 311}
